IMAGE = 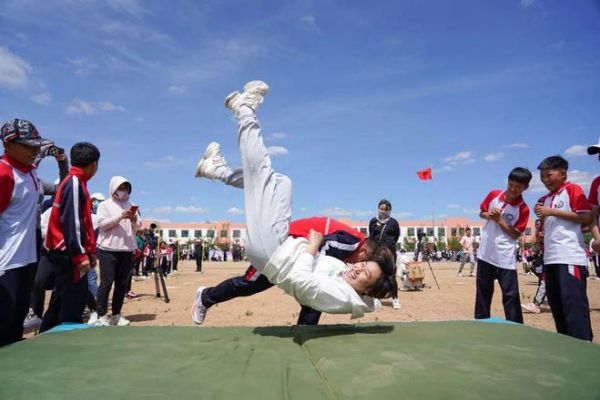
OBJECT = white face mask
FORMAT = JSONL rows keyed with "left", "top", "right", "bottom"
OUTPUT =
{"left": 115, "top": 190, "right": 129, "bottom": 202}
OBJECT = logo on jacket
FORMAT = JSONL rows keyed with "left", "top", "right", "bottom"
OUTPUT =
{"left": 504, "top": 214, "right": 514, "bottom": 222}
{"left": 553, "top": 200, "right": 565, "bottom": 209}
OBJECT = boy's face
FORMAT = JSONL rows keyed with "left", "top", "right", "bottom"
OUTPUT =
{"left": 4, "top": 141, "right": 40, "bottom": 166}
{"left": 506, "top": 180, "right": 528, "bottom": 198}
{"left": 539, "top": 168, "right": 567, "bottom": 192}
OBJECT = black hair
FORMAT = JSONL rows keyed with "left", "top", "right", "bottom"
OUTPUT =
{"left": 465, "top": 227, "right": 471, "bottom": 231}
{"left": 361, "top": 245, "right": 397, "bottom": 299}
{"left": 378, "top": 199, "right": 392, "bottom": 210}
{"left": 508, "top": 167, "right": 532, "bottom": 185}
{"left": 537, "top": 155, "right": 568, "bottom": 171}
{"left": 70, "top": 142, "right": 100, "bottom": 168}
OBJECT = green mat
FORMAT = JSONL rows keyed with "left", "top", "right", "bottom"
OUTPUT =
{"left": 1, "top": 322, "right": 599, "bottom": 400}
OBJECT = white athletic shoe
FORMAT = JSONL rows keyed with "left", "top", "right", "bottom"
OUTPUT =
{"left": 392, "top": 298, "right": 402, "bottom": 310}
{"left": 111, "top": 314, "right": 131, "bottom": 326}
{"left": 194, "top": 142, "right": 229, "bottom": 179}
{"left": 97, "top": 315, "right": 111, "bottom": 327}
{"left": 225, "top": 80, "right": 269, "bottom": 112}
{"left": 87, "top": 311, "right": 99, "bottom": 326}
{"left": 374, "top": 298, "right": 382, "bottom": 309}
{"left": 191, "top": 286, "right": 208, "bottom": 325}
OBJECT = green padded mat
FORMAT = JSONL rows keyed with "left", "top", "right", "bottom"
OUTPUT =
{"left": 1, "top": 321, "right": 599, "bottom": 400}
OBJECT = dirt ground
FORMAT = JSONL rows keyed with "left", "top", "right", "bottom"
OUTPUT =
{"left": 114, "top": 260, "right": 600, "bottom": 343}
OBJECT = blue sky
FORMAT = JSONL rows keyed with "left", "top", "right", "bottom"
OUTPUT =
{"left": 1, "top": 0, "right": 599, "bottom": 223}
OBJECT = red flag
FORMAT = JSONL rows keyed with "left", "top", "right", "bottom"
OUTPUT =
{"left": 416, "top": 167, "right": 432, "bottom": 181}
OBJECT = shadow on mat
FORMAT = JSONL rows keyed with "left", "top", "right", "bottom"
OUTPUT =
{"left": 252, "top": 324, "right": 395, "bottom": 345}
{"left": 126, "top": 313, "right": 157, "bottom": 322}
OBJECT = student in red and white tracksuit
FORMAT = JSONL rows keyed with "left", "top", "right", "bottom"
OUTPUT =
{"left": 475, "top": 167, "right": 532, "bottom": 323}
{"left": 40, "top": 142, "right": 100, "bottom": 333}
{"left": 535, "top": 156, "right": 593, "bottom": 341}
{"left": 0, "top": 119, "right": 45, "bottom": 346}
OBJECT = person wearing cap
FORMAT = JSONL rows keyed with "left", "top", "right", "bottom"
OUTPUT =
{"left": 0, "top": 119, "right": 45, "bottom": 346}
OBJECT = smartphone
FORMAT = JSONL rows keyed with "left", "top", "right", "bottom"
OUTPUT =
{"left": 130, "top": 205, "right": 139, "bottom": 214}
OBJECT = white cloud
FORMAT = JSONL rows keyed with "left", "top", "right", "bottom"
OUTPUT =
{"left": 443, "top": 151, "right": 474, "bottom": 165}
{"left": 300, "top": 15, "right": 321, "bottom": 34}
{"left": 68, "top": 58, "right": 96, "bottom": 76}
{"left": 267, "top": 132, "right": 288, "bottom": 140}
{"left": 31, "top": 92, "right": 52, "bottom": 105}
{"left": 168, "top": 85, "right": 187, "bottom": 94}
{"left": 144, "top": 155, "right": 190, "bottom": 168}
{"left": 174, "top": 206, "right": 207, "bottom": 214}
{"left": 564, "top": 145, "right": 587, "bottom": 157}
{"left": 484, "top": 152, "right": 504, "bottom": 162}
{"left": 391, "top": 212, "right": 412, "bottom": 219}
{"left": 462, "top": 208, "right": 480, "bottom": 214}
{"left": 102, "top": 22, "right": 169, "bottom": 43}
{"left": 437, "top": 214, "right": 449, "bottom": 219}
{"left": 66, "top": 98, "right": 125, "bottom": 115}
{"left": 433, "top": 165, "right": 455, "bottom": 174}
{"left": 447, "top": 204, "right": 461, "bottom": 209}
{"left": 106, "top": 0, "right": 148, "bottom": 17}
{"left": 227, "top": 207, "right": 244, "bottom": 215}
{"left": 0, "top": 46, "right": 31, "bottom": 89}
{"left": 321, "top": 207, "right": 373, "bottom": 218}
{"left": 520, "top": 0, "right": 535, "bottom": 9}
{"left": 148, "top": 206, "right": 173, "bottom": 214}
{"left": 502, "top": 143, "right": 529, "bottom": 149}
{"left": 267, "top": 146, "right": 289, "bottom": 156}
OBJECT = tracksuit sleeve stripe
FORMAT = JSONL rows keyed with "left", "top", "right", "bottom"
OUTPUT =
{"left": 72, "top": 177, "right": 85, "bottom": 253}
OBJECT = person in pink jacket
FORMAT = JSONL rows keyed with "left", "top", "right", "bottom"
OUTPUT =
{"left": 95, "top": 176, "right": 140, "bottom": 326}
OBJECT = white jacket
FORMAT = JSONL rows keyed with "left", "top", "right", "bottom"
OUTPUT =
{"left": 262, "top": 237, "right": 375, "bottom": 319}
{"left": 96, "top": 176, "right": 140, "bottom": 252}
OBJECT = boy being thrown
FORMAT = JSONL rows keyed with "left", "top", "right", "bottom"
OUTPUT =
{"left": 195, "top": 81, "right": 395, "bottom": 318}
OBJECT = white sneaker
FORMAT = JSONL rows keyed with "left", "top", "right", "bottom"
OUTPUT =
{"left": 23, "top": 313, "right": 42, "bottom": 331}
{"left": 87, "top": 311, "right": 99, "bottom": 326}
{"left": 194, "top": 142, "right": 229, "bottom": 179}
{"left": 111, "top": 314, "right": 130, "bottom": 326}
{"left": 374, "top": 298, "right": 382, "bottom": 309}
{"left": 392, "top": 298, "right": 402, "bottom": 310}
{"left": 225, "top": 80, "right": 269, "bottom": 112}
{"left": 457, "top": 272, "right": 463, "bottom": 278}
{"left": 191, "top": 286, "right": 208, "bottom": 325}
{"left": 97, "top": 315, "right": 111, "bottom": 326}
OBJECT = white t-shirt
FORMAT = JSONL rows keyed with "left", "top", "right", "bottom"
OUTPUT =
{"left": 477, "top": 190, "right": 530, "bottom": 270}
{"left": 540, "top": 182, "right": 591, "bottom": 266}
{"left": 460, "top": 235, "right": 474, "bottom": 253}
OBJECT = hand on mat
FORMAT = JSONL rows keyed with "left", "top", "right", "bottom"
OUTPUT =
{"left": 307, "top": 229, "right": 323, "bottom": 256}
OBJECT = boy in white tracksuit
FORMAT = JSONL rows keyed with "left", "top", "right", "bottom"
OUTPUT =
{"left": 193, "top": 81, "right": 395, "bottom": 320}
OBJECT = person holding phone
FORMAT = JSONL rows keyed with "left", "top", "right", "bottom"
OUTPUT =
{"left": 94, "top": 176, "right": 140, "bottom": 326}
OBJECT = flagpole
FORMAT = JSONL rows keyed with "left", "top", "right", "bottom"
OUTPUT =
{"left": 431, "top": 167, "right": 435, "bottom": 245}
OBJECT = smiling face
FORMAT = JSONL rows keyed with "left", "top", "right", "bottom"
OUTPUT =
{"left": 342, "top": 261, "right": 383, "bottom": 295}
{"left": 4, "top": 141, "right": 40, "bottom": 166}
{"left": 506, "top": 180, "right": 528, "bottom": 201}
{"left": 539, "top": 168, "right": 567, "bottom": 193}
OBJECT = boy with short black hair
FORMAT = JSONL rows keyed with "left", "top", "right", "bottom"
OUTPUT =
{"left": 475, "top": 167, "right": 532, "bottom": 323}
{"left": 535, "top": 155, "right": 593, "bottom": 341}
{"left": 40, "top": 142, "right": 100, "bottom": 332}
{"left": 0, "top": 119, "right": 45, "bottom": 346}
{"left": 457, "top": 227, "right": 475, "bottom": 277}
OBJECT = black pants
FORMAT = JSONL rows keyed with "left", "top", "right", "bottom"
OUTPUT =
{"left": 201, "top": 266, "right": 323, "bottom": 325}
{"left": 0, "top": 263, "right": 37, "bottom": 347}
{"left": 592, "top": 255, "right": 600, "bottom": 278}
{"left": 96, "top": 249, "right": 133, "bottom": 317}
{"left": 39, "top": 252, "right": 89, "bottom": 333}
{"left": 30, "top": 252, "right": 55, "bottom": 318}
{"left": 474, "top": 259, "right": 523, "bottom": 323}
{"left": 172, "top": 255, "right": 178, "bottom": 271}
{"left": 195, "top": 254, "right": 202, "bottom": 272}
{"left": 544, "top": 264, "right": 593, "bottom": 341}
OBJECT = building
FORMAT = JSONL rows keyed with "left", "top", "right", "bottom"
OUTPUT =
{"left": 141, "top": 216, "right": 536, "bottom": 249}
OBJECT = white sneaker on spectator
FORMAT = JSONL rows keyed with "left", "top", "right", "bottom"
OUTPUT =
{"left": 23, "top": 312, "right": 42, "bottom": 331}
{"left": 225, "top": 80, "right": 269, "bottom": 112}
{"left": 191, "top": 286, "right": 208, "bottom": 325}
{"left": 97, "top": 315, "right": 111, "bottom": 326}
{"left": 111, "top": 314, "right": 130, "bottom": 326}
{"left": 87, "top": 311, "right": 99, "bottom": 326}
{"left": 194, "top": 142, "right": 231, "bottom": 180}
{"left": 392, "top": 298, "right": 402, "bottom": 310}
{"left": 374, "top": 298, "right": 382, "bottom": 309}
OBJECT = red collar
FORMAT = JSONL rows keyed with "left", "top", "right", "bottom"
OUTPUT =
{"left": 499, "top": 191, "right": 523, "bottom": 207}
{"left": 69, "top": 166, "right": 92, "bottom": 182}
{"left": 1, "top": 154, "right": 35, "bottom": 173}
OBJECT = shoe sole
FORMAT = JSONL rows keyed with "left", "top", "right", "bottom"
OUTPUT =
{"left": 243, "top": 80, "right": 269, "bottom": 96}
{"left": 194, "top": 142, "right": 220, "bottom": 178}
{"left": 191, "top": 287, "right": 206, "bottom": 325}
{"left": 224, "top": 91, "right": 241, "bottom": 109}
